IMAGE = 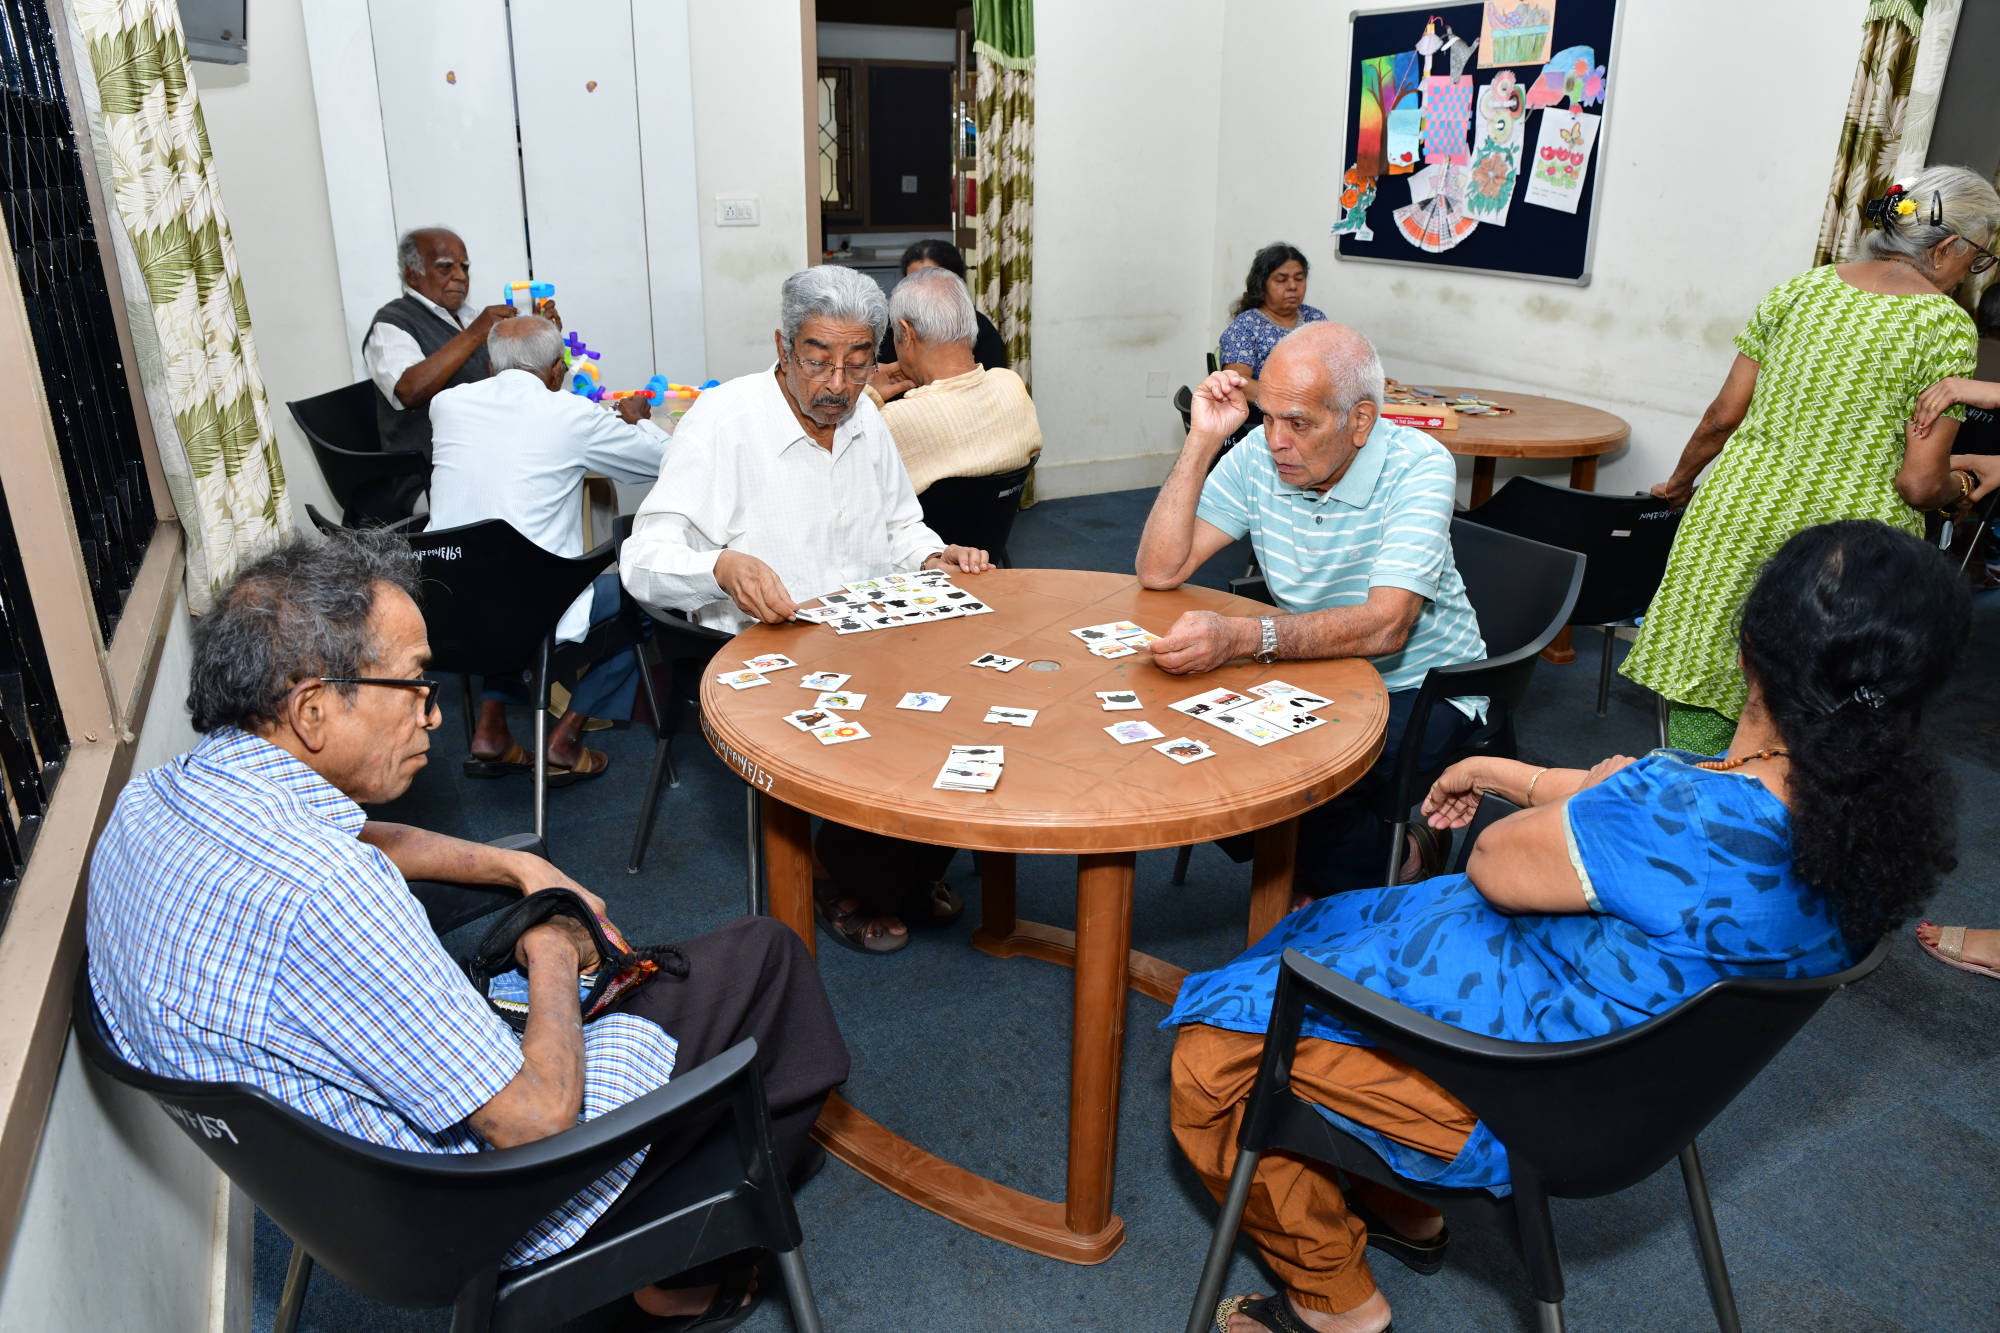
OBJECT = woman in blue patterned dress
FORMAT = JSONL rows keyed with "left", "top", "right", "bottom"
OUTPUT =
{"left": 1220, "top": 243, "right": 1328, "bottom": 406}
{"left": 1174, "top": 519, "right": 1969, "bottom": 1333}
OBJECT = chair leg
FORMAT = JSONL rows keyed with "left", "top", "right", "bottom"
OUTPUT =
{"left": 1171, "top": 844, "right": 1192, "bottom": 886}
{"left": 1186, "top": 1145, "right": 1264, "bottom": 1333}
{"left": 1384, "top": 819, "right": 1407, "bottom": 887}
{"left": 1596, "top": 628, "right": 1615, "bottom": 716}
{"left": 274, "top": 1244, "right": 313, "bottom": 1333}
{"left": 772, "top": 1244, "right": 825, "bottom": 1333}
{"left": 448, "top": 1272, "right": 497, "bottom": 1333}
{"left": 746, "top": 785, "right": 766, "bottom": 916}
{"left": 1536, "top": 1300, "right": 1567, "bottom": 1332}
{"left": 1678, "top": 1142, "right": 1743, "bottom": 1333}
{"left": 626, "top": 733, "right": 673, "bottom": 875}
{"left": 531, "top": 693, "right": 549, "bottom": 846}
{"left": 1655, "top": 693, "right": 1670, "bottom": 750}
{"left": 458, "top": 673, "right": 477, "bottom": 751}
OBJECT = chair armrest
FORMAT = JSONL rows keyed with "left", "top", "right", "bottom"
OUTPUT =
{"left": 487, "top": 832, "right": 549, "bottom": 861}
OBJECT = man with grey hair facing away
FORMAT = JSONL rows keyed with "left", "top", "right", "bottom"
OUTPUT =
{"left": 427, "top": 315, "right": 668, "bottom": 783}
{"left": 867, "top": 266, "right": 1041, "bottom": 495}
{"left": 1137, "top": 322, "right": 1486, "bottom": 901}
{"left": 622, "top": 265, "right": 993, "bottom": 954}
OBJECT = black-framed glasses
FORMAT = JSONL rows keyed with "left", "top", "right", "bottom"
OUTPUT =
{"left": 790, "top": 349, "right": 877, "bottom": 382}
{"left": 1966, "top": 238, "right": 1997, "bottom": 276}
{"left": 317, "top": 676, "right": 441, "bottom": 715}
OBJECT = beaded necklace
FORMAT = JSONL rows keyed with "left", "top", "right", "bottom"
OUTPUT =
{"left": 1694, "top": 747, "right": 1789, "bottom": 772}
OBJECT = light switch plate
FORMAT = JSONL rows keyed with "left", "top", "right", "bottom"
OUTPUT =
{"left": 717, "top": 196, "right": 760, "bottom": 226}
{"left": 1145, "top": 370, "right": 1170, "bottom": 398}
{"left": 901, "top": 175, "right": 919, "bottom": 193}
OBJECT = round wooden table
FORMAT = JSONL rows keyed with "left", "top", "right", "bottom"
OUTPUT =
{"left": 701, "top": 569, "right": 1388, "bottom": 1264}
{"left": 1405, "top": 384, "right": 1629, "bottom": 507}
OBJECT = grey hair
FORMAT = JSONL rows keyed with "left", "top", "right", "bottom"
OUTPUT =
{"left": 188, "top": 530, "right": 421, "bottom": 734}
{"left": 778, "top": 264, "right": 888, "bottom": 353}
{"left": 1859, "top": 164, "right": 2000, "bottom": 267}
{"left": 1274, "top": 322, "right": 1386, "bottom": 419}
{"left": 488, "top": 315, "right": 565, "bottom": 374}
{"left": 889, "top": 266, "right": 978, "bottom": 348}
{"left": 396, "top": 227, "right": 456, "bottom": 282}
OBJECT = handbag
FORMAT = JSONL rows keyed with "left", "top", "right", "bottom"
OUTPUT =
{"left": 463, "top": 888, "right": 689, "bottom": 1032}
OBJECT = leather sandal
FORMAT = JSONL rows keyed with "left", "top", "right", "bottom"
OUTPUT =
{"left": 813, "top": 894, "right": 908, "bottom": 954}
{"left": 545, "top": 746, "right": 610, "bottom": 787}
{"left": 1346, "top": 1193, "right": 1451, "bottom": 1275}
{"left": 630, "top": 1253, "right": 762, "bottom": 1331}
{"left": 1918, "top": 924, "right": 2000, "bottom": 979}
{"left": 903, "top": 879, "right": 963, "bottom": 928}
{"left": 1217, "top": 1291, "right": 1386, "bottom": 1333}
{"left": 463, "top": 742, "right": 533, "bottom": 778}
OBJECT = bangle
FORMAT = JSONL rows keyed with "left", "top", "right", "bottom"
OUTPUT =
{"left": 1524, "top": 767, "right": 1550, "bottom": 807}
{"left": 1957, "top": 470, "right": 1975, "bottom": 504}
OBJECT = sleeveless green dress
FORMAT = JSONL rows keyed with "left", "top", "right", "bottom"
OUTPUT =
{"left": 1622, "top": 265, "right": 1976, "bottom": 720}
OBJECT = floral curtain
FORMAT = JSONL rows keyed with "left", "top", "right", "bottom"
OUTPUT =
{"left": 973, "top": 0, "right": 1034, "bottom": 387}
{"left": 1814, "top": 0, "right": 1927, "bottom": 267}
{"left": 68, "top": 0, "right": 289, "bottom": 612}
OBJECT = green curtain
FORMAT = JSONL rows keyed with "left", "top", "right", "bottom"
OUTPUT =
{"left": 1814, "top": 0, "right": 1926, "bottom": 267}
{"left": 973, "top": 0, "right": 1034, "bottom": 387}
{"left": 70, "top": 0, "right": 290, "bottom": 612}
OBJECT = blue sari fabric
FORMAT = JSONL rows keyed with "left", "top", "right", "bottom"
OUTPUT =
{"left": 1164, "top": 752, "right": 1855, "bottom": 1192}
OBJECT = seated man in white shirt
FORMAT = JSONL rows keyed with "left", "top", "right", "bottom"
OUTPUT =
{"left": 357, "top": 229, "right": 529, "bottom": 520}
{"left": 621, "top": 265, "right": 991, "bottom": 954}
{"left": 428, "top": 316, "right": 667, "bottom": 782}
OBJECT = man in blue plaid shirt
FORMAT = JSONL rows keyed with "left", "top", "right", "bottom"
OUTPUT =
{"left": 87, "top": 532, "right": 847, "bottom": 1325}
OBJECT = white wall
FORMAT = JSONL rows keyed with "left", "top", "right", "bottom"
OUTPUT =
{"left": 193, "top": 0, "right": 351, "bottom": 523}
{"left": 686, "top": 0, "right": 812, "bottom": 377}
{"left": 0, "top": 603, "right": 246, "bottom": 1333}
{"left": 1204, "top": 0, "right": 1871, "bottom": 496}
{"left": 1030, "top": 0, "right": 1228, "bottom": 499}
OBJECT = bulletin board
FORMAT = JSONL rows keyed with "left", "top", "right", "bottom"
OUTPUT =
{"left": 1334, "top": 0, "right": 1624, "bottom": 285}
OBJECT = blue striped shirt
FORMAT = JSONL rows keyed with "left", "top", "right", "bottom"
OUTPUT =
{"left": 86, "top": 728, "right": 677, "bottom": 1267}
{"left": 1197, "top": 421, "right": 1485, "bottom": 702}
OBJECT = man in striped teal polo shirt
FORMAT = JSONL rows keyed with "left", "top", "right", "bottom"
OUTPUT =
{"left": 1136, "top": 322, "right": 1485, "bottom": 896}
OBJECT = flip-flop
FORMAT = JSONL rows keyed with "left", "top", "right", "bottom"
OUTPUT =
{"left": 1918, "top": 924, "right": 2000, "bottom": 979}
{"left": 630, "top": 1254, "right": 762, "bottom": 1331}
{"left": 813, "top": 894, "right": 908, "bottom": 954}
{"left": 545, "top": 746, "right": 610, "bottom": 788}
{"left": 902, "top": 879, "right": 963, "bottom": 928}
{"left": 1346, "top": 1193, "right": 1451, "bottom": 1275}
{"left": 1217, "top": 1292, "right": 1376, "bottom": 1333}
{"left": 463, "top": 742, "right": 533, "bottom": 778}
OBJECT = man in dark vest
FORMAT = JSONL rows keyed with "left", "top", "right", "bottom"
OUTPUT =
{"left": 356, "top": 228, "right": 529, "bottom": 520}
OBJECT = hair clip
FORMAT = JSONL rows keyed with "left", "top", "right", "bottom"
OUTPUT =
{"left": 1851, "top": 684, "right": 1886, "bottom": 710}
{"left": 1930, "top": 189, "right": 1943, "bottom": 226}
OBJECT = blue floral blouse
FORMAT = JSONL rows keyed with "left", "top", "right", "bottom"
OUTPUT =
{"left": 1164, "top": 752, "right": 1855, "bottom": 1193}
{"left": 1219, "top": 304, "right": 1328, "bottom": 376}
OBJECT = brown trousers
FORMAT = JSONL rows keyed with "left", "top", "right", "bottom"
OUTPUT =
{"left": 1171, "top": 1025, "right": 1478, "bottom": 1314}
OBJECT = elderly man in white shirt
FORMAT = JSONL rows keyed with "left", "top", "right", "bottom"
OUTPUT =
{"left": 621, "top": 265, "right": 991, "bottom": 953}
{"left": 429, "top": 316, "right": 666, "bottom": 783}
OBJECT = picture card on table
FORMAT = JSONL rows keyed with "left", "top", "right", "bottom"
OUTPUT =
{"left": 1154, "top": 736, "right": 1216, "bottom": 765}
{"left": 742, "top": 653, "right": 796, "bottom": 672}
{"left": 1238, "top": 698, "right": 1328, "bottom": 735}
{"left": 1207, "top": 708, "right": 1291, "bottom": 747}
{"left": 970, "top": 653, "right": 1024, "bottom": 672}
{"left": 984, "top": 706, "right": 1037, "bottom": 727}
{"left": 897, "top": 691, "right": 951, "bottom": 712}
{"left": 1089, "top": 642, "right": 1137, "bottom": 660}
{"left": 1104, "top": 719, "right": 1166, "bottom": 745}
{"left": 1170, "top": 687, "right": 1251, "bottom": 717}
{"left": 798, "top": 670, "right": 851, "bottom": 691}
{"left": 950, "top": 744, "right": 1005, "bottom": 763}
{"left": 813, "top": 691, "right": 865, "bottom": 711}
{"left": 714, "top": 669, "right": 769, "bottom": 690}
{"left": 809, "top": 720, "right": 870, "bottom": 746}
{"left": 1097, "top": 690, "right": 1142, "bottom": 711}
{"left": 792, "top": 606, "right": 840, "bottom": 624}
{"left": 933, "top": 759, "right": 1003, "bottom": 793}
{"left": 782, "top": 707, "right": 844, "bottom": 732}
{"left": 1249, "top": 681, "right": 1333, "bottom": 712}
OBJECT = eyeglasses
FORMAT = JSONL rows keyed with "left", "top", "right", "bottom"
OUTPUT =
{"left": 1966, "top": 239, "right": 1998, "bottom": 276}
{"left": 790, "top": 350, "right": 877, "bottom": 383}
{"left": 317, "top": 676, "right": 441, "bottom": 715}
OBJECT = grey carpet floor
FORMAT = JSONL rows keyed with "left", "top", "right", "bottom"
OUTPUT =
{"left": 251, "top": 488, "right": 2000, "bottom": 1332}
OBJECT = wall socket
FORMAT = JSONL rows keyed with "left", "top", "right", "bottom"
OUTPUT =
{"left": 1145, "top": 370, "right": 1170, "bottom": 399}
{"left": 716, "top": 196, "right": 760, "bottom": 226}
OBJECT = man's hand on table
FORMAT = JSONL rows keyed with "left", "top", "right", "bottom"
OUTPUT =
{"left": 715, "top": 550, "right": 801, "bottom": 623}
{"left": 1190, "top": 370, "right": 1251, "bottom": 442}
{"left": 923, "top": 545, "right": 993, "bottom": 576}
{"left": 1148, "top": 610, "right": 1258, "bottom": 675}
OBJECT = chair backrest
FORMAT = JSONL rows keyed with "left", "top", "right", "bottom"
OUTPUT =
{"left": 1437, "top": 519, "right": 1586, "bottom": 711}
{"left": 286, "top": 382, "right": 428, "bottom": 514}
{"left": 404, "top": 519, "right": 613, "bottom": 678}
{"left": 1276, "top": 935, "right": 1889, "bottom": 1199}
{"left": 1172, "top": 384, "right": 1193, "bottom": 434}
{"left": 918, "top": 461, "right": 1034, "bottom": 562}
{"left": 71, "top": 966, "right": 758, "bottom": 1309}
{"left": 1461, "top": 477, "right": 1682, "bottom": 626}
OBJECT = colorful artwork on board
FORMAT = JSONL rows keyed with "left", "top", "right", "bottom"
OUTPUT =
{"left": 1422, "top": 74, "right": 1475, "bottom": 165}
{"left": 1331, "top": 165, "right": 1378, "bottom": 243}
{"left": 1524, "top": 44, "right": 1608, "bottom": 110}
{"left": 1358, "top": 51, "right": 1424, "bottom": 176}
{"left": 1479, "top": 0, "right": 1556, "bottom": 68}
{"left": 1393, "top": 163, "right": 1480, "bottom": 253}
{"left": 1522, "top": 107, "right": 1600, "bottom": 213}
{"left": 1464, "top": 75, "right": 1529, "bottom": 226}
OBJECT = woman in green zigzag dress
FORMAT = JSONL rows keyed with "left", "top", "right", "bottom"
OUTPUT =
{"left": 1623, "top": 164, "right": 2000, "bottom": 753}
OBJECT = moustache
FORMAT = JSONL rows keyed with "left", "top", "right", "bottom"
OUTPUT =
{"left": 811, "top": 394, "right": 851, "bottom": 410}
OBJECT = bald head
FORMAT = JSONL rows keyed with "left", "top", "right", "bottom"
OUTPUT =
{"left": 1264, "top": 322, "right": 1385, "bottom": 420}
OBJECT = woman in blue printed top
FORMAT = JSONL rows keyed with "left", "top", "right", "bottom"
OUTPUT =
{"left": 1219, "top": 242, "right": 1328, "bottom": 406}
{"left": 1175, "top": 519, "right": 1968, "bottom": 1333}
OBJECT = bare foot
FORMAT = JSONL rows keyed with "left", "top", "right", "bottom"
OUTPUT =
{"left": 470, "top": 700, "right": 515, "bottom": 762}
{"left": 633, "top": 1280, "right": 721, "bottom": 1318}
{"left": 1221, "top": 1289, "right": 1392, "bottom": 1333}
{"left": 546, "top": 710, "right": 590, "bottom": 769}
{"left": 1918, "top": 922, "right": 2000, "bottom": 969}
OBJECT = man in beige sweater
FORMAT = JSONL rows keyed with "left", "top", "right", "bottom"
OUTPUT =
{"left": 867, "top": 266, "right": 1041, "bottom": 494}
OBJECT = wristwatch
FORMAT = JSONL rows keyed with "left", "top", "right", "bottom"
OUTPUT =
{"left": 1254, "top": 616, "right": 1278, "bottom": 664}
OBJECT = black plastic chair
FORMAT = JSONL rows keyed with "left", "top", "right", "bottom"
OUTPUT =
{"left": 1462, "top": 478, "right": 1683, "bottom": 715}
{"left": 401, "top": 519, "right": 665, "bottom": 848}
{"left": 917, "top": 461, "right": 1034, "bottom": 568}
{"left": 1185, "top": 930, "right": 1890, "bottom": 1333}
{"left": 73, "top": 966, "right": 823, "bottom": 1333}
{"left": 287, "top": 382, "right": 430, "bottom": 525}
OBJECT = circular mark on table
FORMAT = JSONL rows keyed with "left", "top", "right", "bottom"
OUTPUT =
{"left": 1028, "top": 660, "right": 1062, "bottom": 672}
